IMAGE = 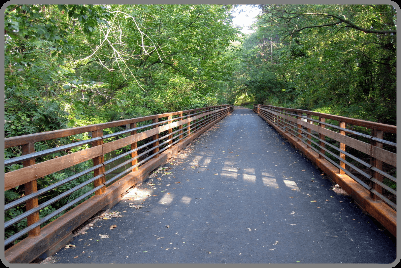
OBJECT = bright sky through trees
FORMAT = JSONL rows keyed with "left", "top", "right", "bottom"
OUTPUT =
{"left": 231, "top": 5, "right": 261, "bottom": 34}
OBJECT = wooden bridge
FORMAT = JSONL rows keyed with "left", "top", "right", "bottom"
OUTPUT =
{"left": 3, "top": 105, "right": 396, "bottom": 263}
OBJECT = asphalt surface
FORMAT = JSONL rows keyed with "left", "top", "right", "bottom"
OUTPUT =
{"left": 51, "top": 107, "right": 396, "bottom": 264}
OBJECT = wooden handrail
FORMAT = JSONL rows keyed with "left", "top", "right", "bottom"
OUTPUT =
{"left": 254, "top": 104, "right": 396, "bottom": 213}
{"left": 254, "top": 103, "right": 396, "bottom": 237}
{"left": 4, "top": 106, "right": 232, "bottom": 148}
{"left": 4, "top": 105, "right": 232, "bottom": 262}
{"left": 258, "top": 105, "right": 396, "bottom": 133}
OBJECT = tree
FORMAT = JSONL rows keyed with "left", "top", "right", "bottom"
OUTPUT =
{"left": 4, "top": 4, "right": 240, "bottom": 135}
{"left": 4, "top": 4, "right": 241, "bottom": 243}
{"left": 239, "top": 4, "right": 396, "bottom": 124}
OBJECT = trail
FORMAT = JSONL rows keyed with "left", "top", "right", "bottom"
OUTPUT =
{"left": 50, "top": 107, "right": 396, "bottom": 264}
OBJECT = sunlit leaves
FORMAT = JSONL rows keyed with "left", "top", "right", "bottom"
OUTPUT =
{"left": 4, "top": 4, "right": 240, "bottom": 137}
{"left": 241, "top": 4, "right": 396, "bottom": 124}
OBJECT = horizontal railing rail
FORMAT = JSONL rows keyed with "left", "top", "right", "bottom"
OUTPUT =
{"left": 254, "top": 104, "right": 396, "bottom": 213}
{"left": 4, "top": 105, "right": 233, "bottom": 262}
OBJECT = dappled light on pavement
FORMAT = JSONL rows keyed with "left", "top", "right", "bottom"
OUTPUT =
{"left": 51, "top": 107, "right": 396, "bottom": 264}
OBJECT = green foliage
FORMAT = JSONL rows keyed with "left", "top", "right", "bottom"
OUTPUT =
{"left": 235, "top": 4, "right": 396, "bottom": 125}
{"left": 4, "top": 4, "right": 239, "bottom": 137}
{"left": 4, "top": 4, "right": 240, "bottom": 243}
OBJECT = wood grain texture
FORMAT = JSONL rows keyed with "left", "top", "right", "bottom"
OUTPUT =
{"left": 4, "top": 146, "right": 103, "bottom": 191}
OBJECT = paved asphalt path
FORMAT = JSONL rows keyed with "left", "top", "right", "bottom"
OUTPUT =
{"left": 51, "top": 107, "right": 396, "bottom": 264}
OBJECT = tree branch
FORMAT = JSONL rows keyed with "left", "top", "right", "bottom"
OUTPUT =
{"left": 292, "top": 22, "right": 342, "bottom": 35}
{"left": 302, "top": 12, "right": 396, "bottom": 34}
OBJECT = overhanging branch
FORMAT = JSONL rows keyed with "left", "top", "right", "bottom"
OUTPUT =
{"left": 292, "top": 22, "right": 342, "bottom": 35}
{"left": 302, "top": 12, "right": 397, "bottom": 34}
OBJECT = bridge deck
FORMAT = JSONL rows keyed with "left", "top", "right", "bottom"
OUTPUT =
{"left": 48, "top": 107, "right": 396, "bottom": 264}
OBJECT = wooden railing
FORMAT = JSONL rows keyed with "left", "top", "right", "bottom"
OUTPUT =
{"left": 4, "top": 105, "right": 233, "bottom": 263}
{"left": 254, "top": 104, "right": 396, "bottom": 235}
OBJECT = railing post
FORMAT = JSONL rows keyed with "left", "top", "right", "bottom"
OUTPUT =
{"left": 207, "top": 107, "right": 210, "bottom": 125}
{"left": 277, "top": 108, "right": 281, "bottom": 128}
{"left": 22, "top": 142, "right": 40, "bottom": 237}
{"left": 193, "top": 110, "right": 198, "bottom": 133}
{"left": 273, "top": 107, "right": 276, "bottom": 125}
{"left": 130, "top": 122, "right": 138, "bottom": 171}
{"left": 92, "top": 129, "right": 105, "bottom": 195}
{"left": 297, "top": 112, "right": 302, "bottom": 141}
{"left": 339, "top": 121, "right": 346, "bottom": 174}
{"left": 371, "top": 129, "right": 384, "bottom": 200}
{"left": 213, "top": 107, "right": 216, "bottom": 122}
{"left": 179, "top": 111, "right": 183, "bottom": 140}
{"left": 152, "top": 117, "right": 159, "bottom": 157}
{"left": 271, "top": 107, "right": 275, "bottom": 123}
{"left": 282, "top": 109, "right": 287, "bottom": 132}
{"left": 168, "top": 115, "right": 173, "bottom": 145}
{"left": 319, "top": 116, "right": 326, "bottom": 159}
{"left": 187, "top": 111, "right": 191, "bottom": 136}
{"left": 307, "top": 114, "right": 312, "bottom": 148}
{"left": 281, "top": 109, "right": 285, "bottom": 130}
{"left": 277, "top": 108, "right": 280, "bottom": 127}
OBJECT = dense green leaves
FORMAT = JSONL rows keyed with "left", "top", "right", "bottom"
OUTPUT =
{"left": 235, "top": 4, "right": 396, "bottom": 125}
{"left": 4, "top": 4, "right": 240, "bottom": 138}
{"left": 4, "top": 4, "right": 241, "bottom": 243}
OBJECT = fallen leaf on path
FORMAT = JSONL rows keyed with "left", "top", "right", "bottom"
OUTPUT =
{"left": 110, "top": 225, "right": 117, "bottom": 230}
{"left": 129, "top": 204, "right": 144, "bottom": 209}
{"left": 65, "top": 244, "right": 75, "bottom": 249}
{"left": 102, "top": 211, "right": 122, "bottom": 219}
